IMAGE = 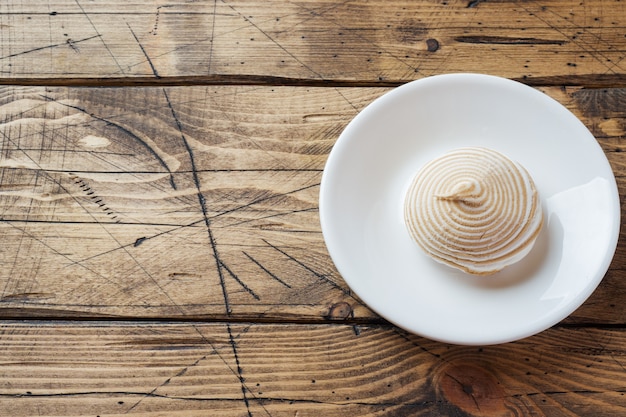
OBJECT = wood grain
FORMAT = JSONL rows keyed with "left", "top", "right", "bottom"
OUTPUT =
{"left": 0, "top": 84, "right": 624, "bottom": 326}
{"left": 0, "top": 322, "right": 625, "bottom": 417}
{"left": 2, "top": 0, "right": 626, "bottom": 84}
{"left": 0, "top": 85, "right": 376, "bottom": 321}
{"left": 1, "top": 1, "right": 626, "bottom": 415}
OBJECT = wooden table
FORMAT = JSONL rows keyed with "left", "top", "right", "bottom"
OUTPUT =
{"left": 1, "top": 1, "right": 625, "bottom": 416}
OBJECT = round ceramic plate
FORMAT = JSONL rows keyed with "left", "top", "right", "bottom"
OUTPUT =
{"left": 319, "top": 73, "right": 620, "bottom": 345}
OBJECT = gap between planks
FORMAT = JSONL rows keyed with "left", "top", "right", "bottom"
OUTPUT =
{"left": 4, "top": 74, "right": 626, "bottom": 88}
{"left": 0, "top": 315, "right": 624, "bottom": 330}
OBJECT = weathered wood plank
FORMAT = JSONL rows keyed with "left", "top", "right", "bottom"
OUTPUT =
{"left": 2, "top": 0, "right": 626, "bottom": 83}
{"left": 0, "top": 85, "right": 624, "bottom": 324}
{"left": 0, "top": 322, "right": 625, "bottom": 417}
{"left": 0, "top": 85, "right": 376, "bottom": 321}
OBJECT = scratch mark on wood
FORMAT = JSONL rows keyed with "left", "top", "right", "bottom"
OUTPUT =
{"left": 520, "top": 2, "right": 625, "bottom": 74}
{"left": 1, "top": 131, "right": 184, "bottom": 309}
{"left": 67, "top": 190, "right": 316, "bottom": 265}
{"left": 67, "top": 217, "right": 207, "bottom": 265}
{"left": 0, "top": 389, "right": 452, "bottom": 409}
{"left": 222, "top": 0, "right": 326, "bottom": 80}
{"left": 66, "top": 39, "right": 80, "bottom": 53}
{"left": 39, "top": 95, "right": 178, "bottom": 190}
{"left": 73, "top": 0, "right": 126, "bottom": 74}
{"left": 162, "top": 88, "right": 231, "bottom": 315}
{"left": 0, "top": 219, "right": 125, "bottom": 293}
{"left": 227, "top": 324, "right": 253, "bottom": 417}
{"left": 288, "top": 0, "right": 419, "bottom": 75}
{"left": 127, "top": 22, "right": 160, "bottom": 78}
{"left": 219, "top": 259, "right": 260, "bottom": 300}
{"left": 263, "top": 239, "right": 359, "bottom": 301}
{"left": 243, "top": 251, "right": 291, "bottom": 288}
{"left": 71, "top": 175, "right": 119, "bottom": 222}
{"left": 1, "top": 92, "right": 292, "bottom": 411}
{"left": 222, "top": 207, "right": 317, "bottom": 229}
{"left": 391, "top": 327, "right": 443, "bottom": 360}
{"left": 2, "top": 219, "right": 29, "bottom": 299}
{"left": 207, "top": 0, "right": 218, "bottom": 74}
{"left": 444, "top": 372, "right": 482, "bottom": 411}
{"left": 210, "top": 183, "right": 320, "bottom": 220}
{"left": 277, "top": 0, "right": 353, "bottom": 33}
{"left": 4, "top": 148, "right": 136, "bottom": 157}
{"left": 0, "top": 35, "right": 100, "bottom": 60}
{"left": 0, "top": 137, "right": 123, "bottom": 289}
{"left": 0, "top": 292, "right": 55, "bottom": 302}
{"left": 333, "top": 88, "right": 360, "bottom": 113}
{"left": 580, "top": 328, "right": 626, "bottom": 374}
{"left": 124, "top": 355, "right": 207, "bottom": 413}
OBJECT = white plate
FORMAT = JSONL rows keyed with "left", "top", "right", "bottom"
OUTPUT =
{"left": 319, "top": 73, "right": 620, "bottom": 345}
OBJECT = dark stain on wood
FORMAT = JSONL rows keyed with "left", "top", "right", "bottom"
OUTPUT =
{"left": 572, "top": 87, "right": 626, "bottom": 118}
{"left": 570, "top": 87, "right": 626, "bottom": 140}
{"left": 396, "top": 21, "right": 427, "bottom": 43}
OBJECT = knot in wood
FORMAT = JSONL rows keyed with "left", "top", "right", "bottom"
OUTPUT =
{"left": 327, "top": 302, "right": 352, "bottom": 320}
{"left": 436, "top": 363, "right": 506, "bottom": 416}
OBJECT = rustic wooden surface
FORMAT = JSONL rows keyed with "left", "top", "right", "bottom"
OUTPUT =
{"left": 2, "top": 0, "right": 626, "bottom": 85}
{"left": 0, "top": 1, "right": 625, "bottom": 416}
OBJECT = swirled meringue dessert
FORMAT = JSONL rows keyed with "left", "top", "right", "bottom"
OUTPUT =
{"left": 404, "top": 147, "right": 543, "bottom": 275}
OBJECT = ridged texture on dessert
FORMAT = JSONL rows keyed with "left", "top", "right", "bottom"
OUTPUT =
{"left": 404, "top": 147, "right": 543, "bottom": 275}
